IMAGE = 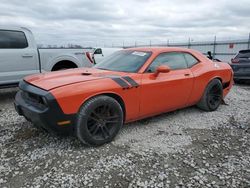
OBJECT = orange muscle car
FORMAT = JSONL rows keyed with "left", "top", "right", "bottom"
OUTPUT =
{"left": 15, "top": 47, "right": 233, "bottom": 146}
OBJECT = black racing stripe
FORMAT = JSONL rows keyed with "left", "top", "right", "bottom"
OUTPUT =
{"left": 122, "top": 76, "right": 139, "bottom": 87}
{"left": 110, "top": 77, "right": 130, "bottom": 89}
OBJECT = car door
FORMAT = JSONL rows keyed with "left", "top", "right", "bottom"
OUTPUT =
{"left": 0, "top": 30, "right": 39, "bottom": 85}
{"left": 139, "top": 52, "right": 194, "bottom": 118}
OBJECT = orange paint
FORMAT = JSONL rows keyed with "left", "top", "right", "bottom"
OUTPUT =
{"left": 24, "top": 47, "right": 233, "bottom": 123}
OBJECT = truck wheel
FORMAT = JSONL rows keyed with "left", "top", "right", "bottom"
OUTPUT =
{"left": 51, "top": 61, "right": 77, "bottom": 71}
{"left": 197, "top": 79, "right": 223, "bottom": 111}
{"left": 76, "top": 95, "right": 123, "bottom": 146}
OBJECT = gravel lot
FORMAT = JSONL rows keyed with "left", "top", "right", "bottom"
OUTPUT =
{"left": 0, "top": 84, "right": 250, "bottom": 188}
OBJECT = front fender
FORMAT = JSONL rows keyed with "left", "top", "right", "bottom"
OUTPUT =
{"left": 50, "top": 78, "right": 140, "bottom": 122}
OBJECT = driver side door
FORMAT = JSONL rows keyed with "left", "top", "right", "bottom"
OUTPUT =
{"left": 139, "top": 52, "right": 194, "bottom": 118}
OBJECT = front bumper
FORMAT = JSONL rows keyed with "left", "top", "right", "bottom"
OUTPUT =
{"left": 233, "top": 75, "right": 250, "bottom": 80}
{"left": 14, "top": 80, "right": 76, "bottom": 135}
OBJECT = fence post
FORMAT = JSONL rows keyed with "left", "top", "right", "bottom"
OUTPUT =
{"left": 213, "top": 36, "right": 216, "bottom": 59}
{"left": 188, "top": 37, "right": 191, "bottom": 49}
{"left": 248, "top": 33, "right": 250, "bottom": 49}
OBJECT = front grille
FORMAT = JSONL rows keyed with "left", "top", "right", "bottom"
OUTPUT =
{"left": 21, "top": 91, "right": 47, "bottom": 110}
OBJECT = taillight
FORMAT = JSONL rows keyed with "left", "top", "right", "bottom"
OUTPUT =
{"left": 86, "top": 52, "right": 94, "bottom": 64}
{"left": 231, "top": 59, "right": 239, "bottom": 63}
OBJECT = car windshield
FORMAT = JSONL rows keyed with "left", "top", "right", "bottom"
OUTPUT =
{"left": 94, "top": 50, "right": 152, "bottom": 72}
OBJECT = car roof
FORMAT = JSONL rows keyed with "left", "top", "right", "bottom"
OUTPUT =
{"left": 124, "top": 47, "right": 199, "bottom": 54}
{"left": 0, "top": 25, "right": 31, "bottom": 32}
{"left": 123, "top": 47, "right": 210, "bottom": 63}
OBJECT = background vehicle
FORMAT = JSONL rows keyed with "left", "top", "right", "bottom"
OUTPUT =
{"left": 0, "top": 26, "right": 95, "bottom": 88}
{"left": 92, "top": 47, "right": 122, "bottom": 64}
{"left": 230, "top": 49, "right": 250, "bottom": 82}
{"left": 15, "top": 47, "right": 233, "bottom": 146}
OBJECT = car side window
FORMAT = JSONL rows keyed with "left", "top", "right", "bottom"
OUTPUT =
{"left": 184, "top": 53, "right": 199, "bottom": 67}
{"left": 0, "top": 30, "right": 28, "bottom": 49}
{"left": 146, "top": 52, "right": 188, "bottom": 72}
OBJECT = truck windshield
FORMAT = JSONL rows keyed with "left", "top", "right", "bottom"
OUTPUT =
{"left": 94, "top": 50, "right": 152, "bottom": 73}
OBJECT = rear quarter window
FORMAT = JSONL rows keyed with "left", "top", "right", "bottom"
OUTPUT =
{"left": 0, "top": 30, "right": 28, "bottom": 49}
{"left": 183, "top": 53, "right": 199, "bottom": 67}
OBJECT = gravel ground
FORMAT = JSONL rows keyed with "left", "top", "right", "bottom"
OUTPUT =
{"left": 0, "top": 83, "right": 250, "bottom": 188}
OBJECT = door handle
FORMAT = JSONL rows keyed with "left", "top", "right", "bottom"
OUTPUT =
{"left": 184, "top": 73, "right": 190, "bottom": 76}
{"left": 22, "top": 54, "right": 33, "bottom": 58}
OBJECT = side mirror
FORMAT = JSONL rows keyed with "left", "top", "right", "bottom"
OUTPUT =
{"left": 94, "top": 48, "right": 103, "bottom": 55}
{"left": 154, "top": 65, "right": 170, "bottom": 77}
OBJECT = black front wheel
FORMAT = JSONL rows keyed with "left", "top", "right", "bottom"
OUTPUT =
{"left": 76, "top": 95, "right": 123, "bottom": 146}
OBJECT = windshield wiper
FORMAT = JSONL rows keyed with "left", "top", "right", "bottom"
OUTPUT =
{"left": 96, "top": 68, "right": 110, "bottom": 71}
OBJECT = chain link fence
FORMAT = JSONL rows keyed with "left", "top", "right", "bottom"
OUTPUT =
{"left": 117, "top": 35, "right": 250, "bottom": 62}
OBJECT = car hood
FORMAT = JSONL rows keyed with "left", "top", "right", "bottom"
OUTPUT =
{"left": 24, "top": 68, "right": 129, "bottom": 91}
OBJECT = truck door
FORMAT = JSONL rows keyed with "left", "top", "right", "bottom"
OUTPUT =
{"left": 0, "top": 29, "right": 39, "bottom": 85}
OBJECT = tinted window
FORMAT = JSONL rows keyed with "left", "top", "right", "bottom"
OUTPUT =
{"left": 184, "top": 53, "right": 199, "bottom": 67}
{"left": 147, "top": 52, "right": 187, "bottom": 72}
{"left": 94, "top": 50, "right": 152, "bottom": 73}
{"left": 0, "top": 30, "right": 28, "bottom": 49}
{"left": 236, "top": 52, "right": 250, "bottom": 58}
{"left": 94, "top": 48, "right": 102, "bottom": 54}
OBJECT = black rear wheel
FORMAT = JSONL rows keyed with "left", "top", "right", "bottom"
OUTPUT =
{"left": 197, "top": 79, "right": 223, "bottom": 111}
{"left": 76, "top": 95, "right": 123, "bottom": 146}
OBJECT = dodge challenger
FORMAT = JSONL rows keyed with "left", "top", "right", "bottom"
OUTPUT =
{"left": 14, "top": 47, "right": 233, "bottom": 146}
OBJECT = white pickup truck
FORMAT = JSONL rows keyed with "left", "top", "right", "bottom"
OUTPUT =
{"left": 0, "top": 26, "right": 103, "bottom": 88}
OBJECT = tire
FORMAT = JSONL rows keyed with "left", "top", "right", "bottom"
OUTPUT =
{"left": 234, "top": 79, "right": 242, "bottom": 84}
{"left": 55, "top": 68, "right": 67, "bottom": 71}
{"left": 76, "top": 95, "right": 123, "bottom": 146}
{"left": 197, "top": 79, "right": 223, "bottom": 111}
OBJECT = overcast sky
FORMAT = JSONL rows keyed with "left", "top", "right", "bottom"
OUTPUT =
{"left": 0, "top": 0, "right": 249, "bottom": 47}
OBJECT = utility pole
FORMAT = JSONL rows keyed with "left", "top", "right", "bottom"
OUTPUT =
{"left": 167, "top": 39, "right": 169, "bottom": 47}
{"left": 188, "top": 37, "right": 191, "bottom": 49}
{"left": 149, "top": 40, "right": 151, "bottom": 47}
{"left": 213, "top": 36, "right": 216, "bottom": 59}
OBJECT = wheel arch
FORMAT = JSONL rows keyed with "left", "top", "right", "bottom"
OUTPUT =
{"left": 199, "top": 76, "right": 223, "bottom": 101}
{"left": 197, "top": 76, "right": 223, "bottom": 103}
{"left": 212, "top": 76, "right": 222, "bottom": 83}
{"left": 51, "top": 60, "right": 78, "bottom": 71}
{"left": 80, "top": 92, "right": 126, "bottom": 122}
{"left": 197, "top": 77, "right": 223, "bottom": 111}
{"left": 45, "top": 55, "right": 81, "bottom": 71}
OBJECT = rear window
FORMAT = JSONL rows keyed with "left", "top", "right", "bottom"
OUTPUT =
{"left": 236, "top": 52, "right": 250, "bottom": 59}
{"left": 183, "top": 53, "right": 199, "bottom": 67}
{"left": 0, "top": 30, "right": 28, "bottom": 49}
